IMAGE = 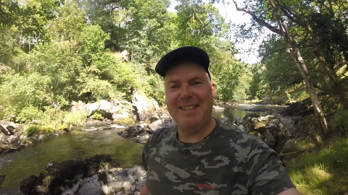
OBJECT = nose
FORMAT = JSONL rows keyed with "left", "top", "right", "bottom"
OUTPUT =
{"left": 180, "top": 84, "right": 192, "bottom": 99}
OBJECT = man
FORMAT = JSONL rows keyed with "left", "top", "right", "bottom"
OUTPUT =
{"left": 140, "top": 46, "right": 300, "bottom": 195}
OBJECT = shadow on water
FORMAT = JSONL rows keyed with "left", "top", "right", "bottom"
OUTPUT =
{"left": 0, "top": 128, "right": 143, "bottom": 194}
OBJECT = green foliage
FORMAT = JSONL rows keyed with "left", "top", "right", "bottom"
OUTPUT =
{"left": 140, "top": 74, "right": 165, "bottom": 106}
{"left": 330, "top": 110, "right": 348, "bottom": 132}
{"left": 0, "top": 71, "right": 50, "bottom": 118}
{"left": 91, "top": 113, "right": 103, "bottom": 120}
{"left": 26, "top": 124, "right": 39, "bottom": 136}
{"left": 63, "top": 110, "right": 87, "bottom": 127}
{"left": 248, "top": 64, "right": 268, "bottom": 100}
{"left": 40, "top": 125, "right": 54, "bottom": 133}
{"left": 110, "top": 61, "right": 139, "bottom": 101}
{"left": 114, "top": 117, "right": 135, "bottom": 126}
{"left": 17, "top": 106, "right": 44, "bottom": 123}
{"left": 287, "top": 136, "right": 348, "bottom": 194}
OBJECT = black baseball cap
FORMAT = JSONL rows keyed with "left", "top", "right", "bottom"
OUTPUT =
{"left": 155, "top": 46, "right": 211, "bottom": 79}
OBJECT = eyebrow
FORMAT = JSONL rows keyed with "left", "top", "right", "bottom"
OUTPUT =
{"left": 169, "top": 76, "right": 200, "bottom": 82}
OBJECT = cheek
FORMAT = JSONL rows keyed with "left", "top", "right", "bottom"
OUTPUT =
{"left": 165, "top": 93, "right": 177, "bottom": 106}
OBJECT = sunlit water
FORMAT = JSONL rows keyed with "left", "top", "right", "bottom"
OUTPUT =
{"left": 0, "top": 104, "right": 274, "bottom": 194}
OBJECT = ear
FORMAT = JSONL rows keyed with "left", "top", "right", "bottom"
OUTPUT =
{"left": 211, "top": 82, "right": 217, "bottom": 98}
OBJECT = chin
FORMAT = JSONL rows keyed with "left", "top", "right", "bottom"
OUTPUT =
{"left": 177, "top": 119, "right": 202, "bottom": 128}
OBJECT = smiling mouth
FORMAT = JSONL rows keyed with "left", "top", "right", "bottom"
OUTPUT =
{"left": 180, "top": 105, "right": 199, "bottom": 110}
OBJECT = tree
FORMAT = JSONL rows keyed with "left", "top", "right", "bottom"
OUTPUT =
{"left": 232, "top": 0, "right": 331, "bottom": 138}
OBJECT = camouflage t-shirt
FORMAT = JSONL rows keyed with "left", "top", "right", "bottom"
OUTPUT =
{"left": 142, "top": 118, "right": 295, "bottom": 195}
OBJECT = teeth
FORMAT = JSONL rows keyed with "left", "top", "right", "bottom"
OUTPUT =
{"left": 181, "top": 106, "right": 196, "bottom": 110}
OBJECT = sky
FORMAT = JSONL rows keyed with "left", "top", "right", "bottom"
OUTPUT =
{"left": 167, "top": 0, "right": 264, "bottom": 64}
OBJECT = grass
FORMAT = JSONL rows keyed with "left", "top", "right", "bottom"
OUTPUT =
{"left": 286, "top": 135, "right": 348, "bottom": 195}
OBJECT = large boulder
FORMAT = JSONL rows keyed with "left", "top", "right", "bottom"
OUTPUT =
{"left": 132, "top": 91, "right": 159, "bottom": 121}
{"left": 117, "top": 118, "right": 175, "bottom": 144}
{"left": 243, "top": 114, "right": 291, "bottom": 153}
{"left": 118, "top": 125, "right": 146, "bottom": 138}
{"left": 117, "top": 124, "right": 150, "bottom": 144}
{"left": 0, "top": 121, "right": 26, "bottom": 154}
{"left": 0, "top": 124, "right": 11, "bottom": 136}
{"left": 148, "top": 118, "right": 175, "bottom": 133}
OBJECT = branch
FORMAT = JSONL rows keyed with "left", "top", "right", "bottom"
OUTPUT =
{"left": 231, "top": 0, "right": 283, "bottom": 35}
{"left": 274, "top": 0, "right": 307, "bottom": 27}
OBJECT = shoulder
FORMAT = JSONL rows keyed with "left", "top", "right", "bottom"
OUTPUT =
{"left": 215, "top": 121, "right": 262, "bottom": 147}
{"left": 145, "top": 125, "right": 177, "bottom": 147}
{"left": 213, "top": 120, "right": 274, "bottom": 162}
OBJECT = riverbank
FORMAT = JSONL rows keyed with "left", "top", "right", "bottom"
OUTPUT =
{"left": 0, "top": 101, "right": 281, "bottom": 155}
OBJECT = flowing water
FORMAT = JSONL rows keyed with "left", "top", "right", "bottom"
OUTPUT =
{"left": 0, "top": 104, "right": 276, "bottom": 194}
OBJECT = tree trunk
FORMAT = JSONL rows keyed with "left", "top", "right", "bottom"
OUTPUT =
{"left": 269, "top": 0, "right": 330, "bottom": 138}
{"left": 289, "top": 47, "right": 329, "bottom": 137}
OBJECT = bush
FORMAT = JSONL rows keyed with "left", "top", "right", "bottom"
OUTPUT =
{"left": 91, "top": 112, "right": 104, "bottom": 120}
{"left": 17, "top": 106, "right": 44, "bottom": 123}
{"left": 330, "top": 109, "right": 348, "bottom": 133}
{"left": 40, "top": 125, "right": 54, "bottom": 133}
{"left": 26, "top": 124, "right": 39, "bottom": 136}
{"left": 63, "top": 110, "right": 87, "bottom": 127}
{"left": 0, "top": 72, "right": 50, "bottom": 116}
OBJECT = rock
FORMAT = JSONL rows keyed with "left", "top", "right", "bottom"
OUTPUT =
{"left": 20, "top": 175, "right": 38, "bottom": 195}
{"left": 118, "top": 125, "right": 145, "bottom": 138}
{"left": 0, "top": 124, "right": 10, "bottom": 136}
{"left": 146, "top": 116, "right": 159, "bottom": 123}
{"left": 242, "top": 113, "right": 260, "bottom": 130}
{"left": 77, "top": 178, "right": 104, "bottom": 195}
{"left": 0, "top": 132, "right": 11, "bottom": 153}
{"left": 85, "top": 118, "right": 112, "bottom": 126}
{"left": 281, "top": 139, "right": 299, "bottom": 154}
{"left": 135, "top": 181, "right": 145, "bottom": 191}
{"left": 243, "top": 114, "right": 290, "bottom": 153}
{"left": 132, "top": 91, "right": 159, "bottom": 121}
{"left": 148, "top": 118, "right": 175, "bottom": 132}
{"left": 20, "top": 155, "right": 147, "bottom": 195}
{"left": 7, "top": 135, "right": 19, "bottom": 144}
{"left": 133, "top": 165, "right": 146, "bottom": 181}
{"left": 233, "top": 117, "right": 243, "bottom": 126}
{"left": 6, "top": 125, "right": 15, "bottom": 135}
{"left": 220, "top": 117, "right": 230, "bottom": 126}
{"left": 20, "top": 154, "right": 113, "bottom": 195}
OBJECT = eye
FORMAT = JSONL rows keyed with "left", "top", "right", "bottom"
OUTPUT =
{"left": 169, "top": 85, "right": 178, "bottom": 89}
{"left": 193, "top": 81, "right": 202, "bottom": 85}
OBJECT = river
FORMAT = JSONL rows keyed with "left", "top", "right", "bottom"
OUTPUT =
{"left": 0, "top": 104, "right": 276, "bottom": 194}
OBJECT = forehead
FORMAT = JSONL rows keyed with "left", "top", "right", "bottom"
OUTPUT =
{"left": 164, "top": 62, "right": 207, "bottom": 82}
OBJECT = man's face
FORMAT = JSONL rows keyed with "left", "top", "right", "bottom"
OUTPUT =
{"left": 164, "top": 62, "right": 216, "bottom": 130}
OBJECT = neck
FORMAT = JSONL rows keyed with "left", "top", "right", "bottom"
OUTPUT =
{"left": 178, "top": 117, "right": 216, "bottom": 143}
